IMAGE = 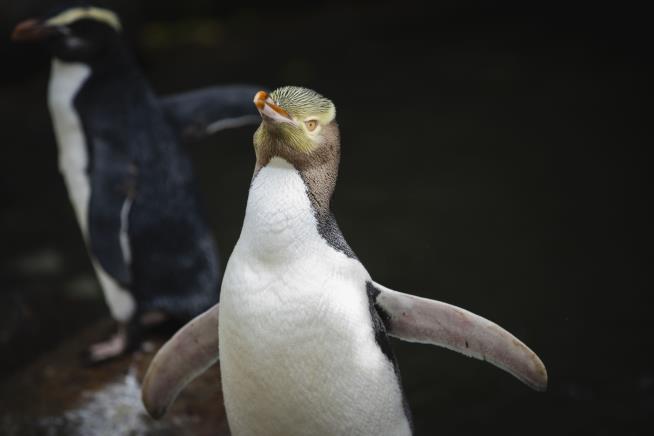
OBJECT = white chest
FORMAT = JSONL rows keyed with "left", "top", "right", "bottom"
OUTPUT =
{"left": 218, "top": 158, "right": 410, "bottom": 436}
{"left": 48, "top": 58, "right": 91, "bottom": 235}
{"left": 47, "top": 59, "right": 135, "bottom": 322}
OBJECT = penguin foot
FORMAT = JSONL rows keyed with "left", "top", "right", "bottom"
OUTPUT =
{"left": 81, "top": 328, "right": 129, "bottom": 366}
{"left": 80, "top": 313, "right": 184, "bottom": 366}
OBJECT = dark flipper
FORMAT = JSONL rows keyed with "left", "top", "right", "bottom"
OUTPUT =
{"left": 160, "top": 85, "right": 263, "bottom": 142}
{"left": 142, "top": 304, "right": 220, "bottom": 419}
{"left": 369, "top": 282, "right": 548, "bottom": 391}
{"left": 87, "top": 151, "right": 135, "bottom": 288}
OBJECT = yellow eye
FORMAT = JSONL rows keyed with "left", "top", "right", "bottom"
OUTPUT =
{"left": 305, "top": 119, "right": 319, "bottom": 132}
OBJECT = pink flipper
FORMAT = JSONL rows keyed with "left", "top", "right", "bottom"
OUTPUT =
{"left": 141, "top": 304, "right": 220, "bottom": 419}
{"left": 373, "top": 282, "right": 548, "bottom": 391}
{"left": 142, "top": 285, "right": 547, "bottom": 419}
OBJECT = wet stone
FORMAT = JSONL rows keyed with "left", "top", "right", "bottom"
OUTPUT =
{"left": 0, "top": 319, "right": 229, "bottom": 436}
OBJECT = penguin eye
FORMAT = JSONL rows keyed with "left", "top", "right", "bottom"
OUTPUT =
{"left": 304, "top": 119, "right": 319, "bottom": 132}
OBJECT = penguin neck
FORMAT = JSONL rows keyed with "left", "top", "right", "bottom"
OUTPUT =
{"left": 47, "top": 55, "right": 143, "bottom": 159}
{"left": 48, "top": 58, "right": 91, "bottom": 116}
{"left": 247, "top": 126, "right": 357, "bottom": 259}
{"left": 48, "top": 52, "right": 165, "bottom": 165}
{"left": 253, "top": 124, "right": 341, "bottom": 218}
{"left": 50, "top": 42, "right": 154, "bottom": 119}
{"left": 75, "top": 52, "right": 150, "bottom": 107}
{"left": 80, "top": 41, "right": 140, "bottom": 80}
{"left": 243, "top": 157, "right": 326, "bottom": 261}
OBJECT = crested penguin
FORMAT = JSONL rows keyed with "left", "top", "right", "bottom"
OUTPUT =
{"left": 142, "top": 87, "right": 548, "bottom": 435}
{"left": 11, "top": 5, "right": 259, "bottom": 362}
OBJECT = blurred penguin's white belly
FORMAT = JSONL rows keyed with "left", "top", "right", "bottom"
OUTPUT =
{"left": 48, "top": 58, "right": 91, "bottom": 235}
{"left": 47, "top": 58, "right": 135, "bottom": 322}
{"left": 219, "top": 158, "right": 410, "bottom": 436}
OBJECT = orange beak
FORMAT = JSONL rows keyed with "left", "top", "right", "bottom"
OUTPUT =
{"left": 253, "top": 90, "right": 294, "bottom": 123}
{"left": 11, "top": 18, "right": 57, "bottom": 42}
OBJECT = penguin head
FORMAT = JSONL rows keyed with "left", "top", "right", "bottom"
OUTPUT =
{"left": 253, "top": 86, "right": 339, "bottom": 162}
{"left": 253, "top": 86, "right": 341, "bottom": 208}
{"left": 12, "top": 3, "right": 122, "bottom": 63}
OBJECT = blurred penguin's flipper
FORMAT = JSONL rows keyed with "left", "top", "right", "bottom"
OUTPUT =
{"left": 160, "top": 85, "right": 262, "bottom": 142}
{"left": 142, "top": 303, "right": 220, "bottom": 419}
{"left": 370, "top": 282, "right": 548, "bottom": 391}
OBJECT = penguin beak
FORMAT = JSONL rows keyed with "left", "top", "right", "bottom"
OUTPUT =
{"left": 254, "top": 91, "right": 296, "bottom": 125}
{"left": 11, "top": 18, "right": 59, "bottom": 42}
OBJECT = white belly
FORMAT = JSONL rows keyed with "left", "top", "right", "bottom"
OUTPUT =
{"left": 48, "top": 58, "right": 135, "bottom": 322}
{"left": 48, "top": 58, "right": 92, "bottom": 234}
{"left": 219, "top": 158, "right": 410, "bottom": 436}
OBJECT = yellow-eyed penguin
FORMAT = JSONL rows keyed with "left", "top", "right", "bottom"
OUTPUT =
{"left": 142, "top": 87, "right": 548, "bottom": 435}
{"left": 11, "top": 5, "right": 260, "bottom": 363}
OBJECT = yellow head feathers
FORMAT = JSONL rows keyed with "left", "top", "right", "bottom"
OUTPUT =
{"left": 46, "top": 6, "right": 121, "bottom": 31}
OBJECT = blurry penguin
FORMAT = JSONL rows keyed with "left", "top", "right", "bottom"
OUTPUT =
{"left": 142, "top": 87, "right": 547, "bottom": 435}
{"left": 11, "top": 4, "right": 261, "bottom": 363}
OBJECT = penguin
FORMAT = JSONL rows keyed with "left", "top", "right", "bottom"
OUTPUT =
{"left": 11, "top": 5, "right": 260, "bottom": 363}
{"left": 142, "top": 87, "right": 548, "bottom": 435}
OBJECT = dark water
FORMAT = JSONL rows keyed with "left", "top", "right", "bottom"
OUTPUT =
{"left": 1, "top": 2, "right": 651, "bottom": 435}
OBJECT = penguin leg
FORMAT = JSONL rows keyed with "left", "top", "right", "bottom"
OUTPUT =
{"left": 83, "top": 316, "right": 144, "bottom": 365}
{"left": 369, "top": 282, "right": 548, "bottom": 391}
{"left": 142, "top": 303, "right": 220, "bottom": 419}
{"left": 84, "top": 323, "right": 130, "bottom": 364}
{"left": 83, "top": 311, "right": 187, "bottom": 365}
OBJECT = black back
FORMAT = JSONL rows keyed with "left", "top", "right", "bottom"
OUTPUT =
{"left": 66, "top": 22, "right": 219, "bottom": 319}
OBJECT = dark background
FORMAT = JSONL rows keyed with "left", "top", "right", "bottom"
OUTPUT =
{"left": 0, "top": 1, "right": 651, "bottom": 435}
